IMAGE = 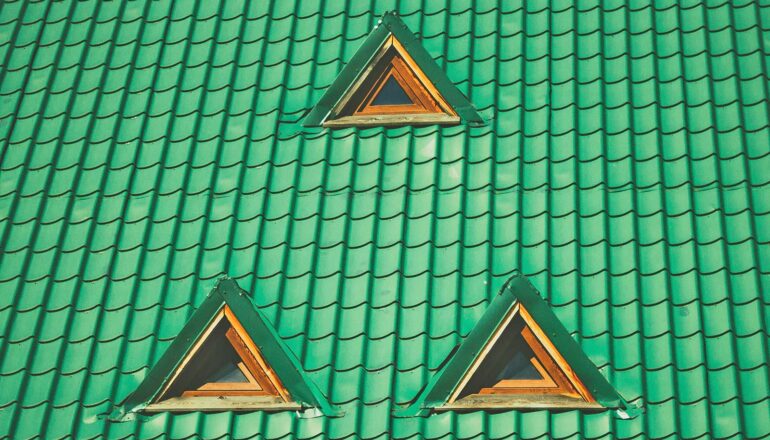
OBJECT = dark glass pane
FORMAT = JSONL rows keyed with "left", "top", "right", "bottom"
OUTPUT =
{"left": 371, "top": 76, "right": 413, "bottom": 105}
{"left": 457, "top": 320, "right": 547, "bottom": 399}
{"left": 162, "top": 320, "right": 252, "bottom": 397}
{"left": 208, "top": 362, "right": 249, "bottom": 383}
{"left": 494, "top": 344, "right": 542, "bottom": 381}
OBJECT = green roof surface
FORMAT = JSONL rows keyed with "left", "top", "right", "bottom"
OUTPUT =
{"left": 1, "top": 0, "right": 770, "bottom": 439}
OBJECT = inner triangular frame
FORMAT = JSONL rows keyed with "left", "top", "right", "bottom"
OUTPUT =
{"left": 449, "top": 303, "right": 591, "bottom": 403}
{"left": 338, "top": 35, "right": 449, "bottom": 118}
{"left": 157, "top": 306, "right": 289, "bottom": 401}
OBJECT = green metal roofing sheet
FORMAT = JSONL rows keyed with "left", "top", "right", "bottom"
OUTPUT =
{"left": 1, "top": 0, "right": 770, "bottom": 438}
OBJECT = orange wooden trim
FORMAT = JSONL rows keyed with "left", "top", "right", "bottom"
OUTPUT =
{"left": 354, "top": 58, "right": 438, "bottom": 115}
{"left": 478, "top": 387, "right": 570, "bottom": 395}
{"left": 519, "top": 306, "right": 595, "bottom": 402}
{"left": 518, "top": 326, "right": 578, "bottom": 395}
{"left": 528, "top": 357, "right": 557, "bottom": 385}
{"left": 223, "top": 306, "right": 291, "bottom": 402}
{"left": 182, "top": 390, "right": 272, "bottom": 397}
{"left": 388, "top": 55, "right": 441, "bottom": 111}
{"left": 492, "top": 357, "right": 558, "bottom": 389}
{"left": 236, "top": 361, "right": 262, "bottom": 388}
{"left": 196, "top": 382, "right": 261, "bottom": 391}
{"left": 332, "top": 34, "right": 455, "bottom": 121}
{"left": 224, "top": 327, "right": 279, "bottom": 396}
{"left": 483, "top": 322, "right": 579, "bottom": 398}
{"left": 389, "top": 36, "right": 455, "bottom": 115}
{"left": 157, "top": 305, "right": 294, "bottom": 402}
{"left": 450, "top": 301, "right": 597, "bottom": 403}
{"left": 192, "top": 362, "right": 263, "bottom": 392}
{"left": 330, "top": 38, "right": 394, "bottom": 116}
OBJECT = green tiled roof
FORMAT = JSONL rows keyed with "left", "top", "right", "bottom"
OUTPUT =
{"left": 1, "top": 0, "right": 769, "bottom": 438}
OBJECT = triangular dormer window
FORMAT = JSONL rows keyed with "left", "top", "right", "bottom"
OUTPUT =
{"left": 397, "top": 275, "right": 634, "bottom": 416}
{"left": 110, "top": 278, "right": 340, "bottom": 417}
{"left": 158, "top": 306, "right": 288, "bottom": 401}
{"left": 449, "top": 303, "right": 593, "bottom": 405}
{"left": 303, "top": 12, "right": 484, "bottom": 128}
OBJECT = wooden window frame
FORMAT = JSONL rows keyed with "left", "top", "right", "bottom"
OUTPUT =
{"left": 323, "top": 36, "right": 460, "bottom": 127}
{"left": 447, "top": 304, "right": 594, "bottom": 406}
{"left": 477, "top": 325, "right": 578, "bottom": 396}
{"left": 145, "top": 306, "right": 295, "bottom": 412}
{"left": 180, "top": 327, "right": 279, "bottom": 397}
{"left": 353, "top": 55, "right": 441, "bottom": 115}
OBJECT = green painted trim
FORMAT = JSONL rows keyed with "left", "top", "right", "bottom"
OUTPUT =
{"left": 395, "top": 274, "right": 631, "bottom": 417}
{"left": 303, "top": 11, "right": 484, "bottom": 127}
{"left": 110, "top": 278, "right": 340, "bottom": 419}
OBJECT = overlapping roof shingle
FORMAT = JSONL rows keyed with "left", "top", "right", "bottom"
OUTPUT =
{"left": 1, "top": 0, "right": 769, "bottom": 438}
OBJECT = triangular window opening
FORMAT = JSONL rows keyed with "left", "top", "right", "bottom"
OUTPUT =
{"left": 325, "top": 35, "right": 458, "bottom": 126}
{"left": 156, "top": 306, "right": 289, "bottom": 402}
{"left": 450, "top": 304, "right": 593, "bottom": 404}
{"left": 371, "top": 75, "right": 413, "bottom": 106}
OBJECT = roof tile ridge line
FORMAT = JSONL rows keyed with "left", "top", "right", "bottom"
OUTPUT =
{"left": 0, "top": 0, "right": 31, "bottom": 101}
{"left": 263, "top": 5, "right": 317, "bottom": 401}
{"left": 0, "top": 0, "right": 88, "bottom": 434}
{"left": 30, "top": 174, "right": 770, "bottom": 201}
{"left": 7, "top": 200, "right": 764, "bottom": 240}
{"left": 594, "top": 11, "right": 635, "bottom": 418}
{"left": 354, "top": 112, "right": 393, "bottom": 417}
{"left": 723, "top": 0, "right": 770, "bottom": 426}
{"left": 321, "top": 29, "right": 364, "bottom": 402}
{"left": 4, "top": 274, "right": 766, "bottom": 318}
{"left": 105, "top": 2, "right": 208, "bottom": 415}
{"left": 678, "top": 2, "right": 724, "bottom": 432}
{"left": 217, "top": 0, "right": 262, "bottom": 320}
{"left": 100, "top": 0, "right": 205, "bottom": 424}
{"left": 40, "top": 0, "right": 142, "bottom": 432}
{"left": 386, "top": 110, "right": 423, "bottom": 406}
{"left": 6, "top": 137, "right": 770, "bottom": 175}
{"left": 3, "top": 260, "right": 768, "bottom": 286}
{"left": 7, "top": 0, "right": 121, "bottom": 436}
{"left": 0, "top": 0, "right": 61, "bottom": 257}
{"left": 308, "top": 0, "right": 358, "bottom": 400}
{"left": 247, "top": 0, "right": 286, "bottom": 307}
